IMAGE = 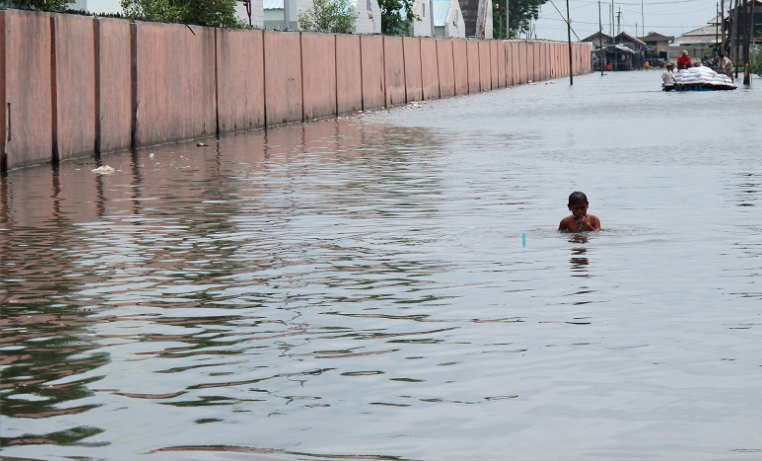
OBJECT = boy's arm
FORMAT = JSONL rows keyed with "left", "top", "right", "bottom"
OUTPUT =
{"left": 559, "top": 217, "right": 571, "bottom": 231}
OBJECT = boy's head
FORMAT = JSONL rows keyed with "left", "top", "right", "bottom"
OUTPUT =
{"left": 568, "top": 191, "right": 589, "bottom": 218}
{"left": 719, "top": 53, "right": 725, "bottom": 59}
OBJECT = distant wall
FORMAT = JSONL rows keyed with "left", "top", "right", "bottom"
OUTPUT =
{"left": 0, "top": 8, "right": 592, "bottom": 171}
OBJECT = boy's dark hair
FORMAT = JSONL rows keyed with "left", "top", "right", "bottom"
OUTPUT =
{"left": 568, "top": 191, "right": 588, "bottom": 205}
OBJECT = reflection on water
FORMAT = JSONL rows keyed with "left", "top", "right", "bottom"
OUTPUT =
{"left": 568, "top": 234, "right": 590, "bottom": 276}
{"left": 1, "top": 71, "right": 761, "bottom": 461}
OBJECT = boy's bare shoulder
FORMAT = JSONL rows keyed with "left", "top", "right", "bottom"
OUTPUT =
{"left": 558, "top": 215, "right": 574, "bottom": 230}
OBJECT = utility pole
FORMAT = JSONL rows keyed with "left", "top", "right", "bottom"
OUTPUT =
{"left": 743, "top": 0, "right": 751, "bottom": 84}
{"left": 721, "top": 0, "right": 726, "bottom": 47}
{"left": 506, "top": 0, "right": 510, "bottom": 39}
{"left": 641, "top": 0, "right": 644, "bottom": 36}
{"left": 243, "top": 0, "right": 252, "bottom": 27}
{"left": 716, "top": 2, "right": 720, "bottom": 49}
{"left": 617, "top": 8, "right": 621, "bottom": 35}
{"left": 599, "top": 1, "right": 604, "bottom": 75}
{"left": 284, "top": 0, "right": 291, "bottom": 31}
{"left": 567, "top": 0, "right": 573, "bottom": 85}
{"left": 733, "top": 0, "right": 741, "bottom": 78}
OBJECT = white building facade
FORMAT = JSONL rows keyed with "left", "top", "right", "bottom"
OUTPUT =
{"left": 432, "top": 0, "right": 465, "bottom": 38}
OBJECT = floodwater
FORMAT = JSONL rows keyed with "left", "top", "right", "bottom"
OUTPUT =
{"left": 1, "top": 69, "right": 761, "bottom": 461}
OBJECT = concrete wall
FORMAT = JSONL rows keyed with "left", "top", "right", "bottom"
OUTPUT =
{"left": 336, "top": 34, "right": 363, "bottom": 114}
{"left": 1, "top": 10, "right": 52, "bottom": 170}
{"left": 301, "top": 32, "right": 337, "bottom": 121}
{"left": 264, "top": 31, "right": 302, "bottom": 126}
{"left": 95, "top": 18, "right": 132, "bottom": 154}
{"left": 361, "top": 35, "right": 385, "bottom": 111}
{"left": 384, "top": 36, "right": 406, "bottom": 107}
{"left": 438, "top": 39, "right": 456, "bottom": 98}
{"left": 134, "top": 22, "right": 216, "bottom": 148}
{"left": 420, "top": 38, "right": 440, "bottom": 100}
{"left": 0, "top": 8, "right": 592, "bottom": 171}
{"left": 216, "top": 29, "right": 265, "bottom": 133}
{"left": 52, "top": 14, "right": 96, "bottom": 162}
{"left": 403, "top": 37, "right": 423, "bottom": 103}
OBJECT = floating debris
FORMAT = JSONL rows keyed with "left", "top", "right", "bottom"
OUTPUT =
{"left": 92, "top": 165, "right": 115, "bottom": 174}
{"left": 197, "top": 142, "right": 209, "bottom": 147}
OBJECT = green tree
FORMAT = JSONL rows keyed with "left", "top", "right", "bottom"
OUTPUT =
{"left": 298, "top": 0, "right": 356, "bottom": 34}
{"left": 378, "top": 0, "right": 418, "bottom": 36}
{"left": 120, "top": 0, "right": 244, "bottom": 29}
{"left": 2, "top": 0, "right": 73, "bottom": 10}
{"left": 492, "top": 0, "right": 547, "bottom": 39}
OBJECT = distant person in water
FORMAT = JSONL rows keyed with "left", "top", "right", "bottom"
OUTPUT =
{"left": 559, "top": 191, "right": 601, "bottom": 233}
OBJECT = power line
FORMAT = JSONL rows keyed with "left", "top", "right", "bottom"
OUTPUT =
{"left": 547, "top": 0, "right": 583, "bottom": 40}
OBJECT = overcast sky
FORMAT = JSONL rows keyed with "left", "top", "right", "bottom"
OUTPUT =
{"left": 532, "top": 0, "right": 723, "bottom": 42}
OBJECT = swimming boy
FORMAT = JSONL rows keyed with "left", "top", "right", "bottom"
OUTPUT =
{"left": 559, "top": 191, "right": 601, "bottom": 232}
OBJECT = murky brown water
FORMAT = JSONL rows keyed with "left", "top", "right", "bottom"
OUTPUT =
{"left": 1, "top": 70, "right": 761, "bottom": 461}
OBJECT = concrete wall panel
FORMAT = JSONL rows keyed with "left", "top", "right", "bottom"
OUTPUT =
{"left": 361, "top": 35, "right": 385, "bottom": 110}
{"left": 518, "top": 42, "right": 527, "bottom": 85}
{"left": 136, "top": 22, "right": 216, "bottom": 146}
{"left": 509, "top": 42, "right": 519, "bottom": 86}
{"left": 527, "top": 41, "right": 535, "bottom": 82}
{"left": 478, "top": 41, "right": 490, "bottom": 91}
{"left": 264, "top": 31, "right": 302, "bottom": 126}
{"left": 384, "top": 36, "right": 405, "bottom": 107}
{"left": 420, "top": 38, "right": 439, "bottom": 100}
{"left": 537, "top": 42, "right": 544, "bottom": 81}
{"left": 489, "top": 41, "right": 498, "bottom": 88}
{"left": 2, "top": 10, "right": 52, "bottom": 169}
{"left": 534, "top": 41, "right": 541, "bottom": 81}
{"left": 497, "top": 41, "right": 506, "bottom": 88}
{"left": 437, "top": 39, "right": 456, "bottom": 98}
{"left": 403, "top": 37, "right": 423, "bottom": 103}
{"left": 0, "top": 12, "right": 4, "bottom": 169}
{"left": 452, "top": 40, "right": 468, "bottom": 95}
{"left": 466, "top": 40, "right": 480, "bottom": 93}
{"left": 301, "top": 32, "right": 337, "bottom": 120}
{"left": 336, "top": 34, "right": 362, "bottom": 114}
{"left": 216, "top": 29, "right": 265, "bottom": 133}
{"left": 95, "top": 18, "right": 132, "bottom": 154}
{"left": 53, "top": 14, "right": 96, "bottom": 162}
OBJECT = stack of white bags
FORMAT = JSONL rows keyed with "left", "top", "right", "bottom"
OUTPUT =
{"left": 674, "top": 65, "right": 736, "bottom": 89}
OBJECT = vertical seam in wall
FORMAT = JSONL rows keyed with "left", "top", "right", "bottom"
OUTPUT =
{"left": 130, "top": 22, "right": 138, "bottom": 150}
{"left": 299, "top": 32, "right": 305, "bottom": 122}
{"left": 93, "top": 18, "right": 101, "bottom": 155}
{"left": 261, "top": 31, "right": 268, "bottom": 130}
{"left": 50, "top": 15, "right": 58, "bottom": 164}
{"left": 214, "top": 29, "right": 220, "bottom": 136}
{"left": 359, "top": 36, "right": 364, "bottom": 112}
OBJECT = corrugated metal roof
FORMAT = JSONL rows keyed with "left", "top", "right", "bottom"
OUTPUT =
{"left": 433, "top": 0, "right": 451, "bottom": 27}
{"left": 263, "top": 0, "right": 283, "bottom": 9}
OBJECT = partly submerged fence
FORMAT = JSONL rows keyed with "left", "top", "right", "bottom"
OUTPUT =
{"left": 0, "top": 8, "right": 592, "bottom": 171}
